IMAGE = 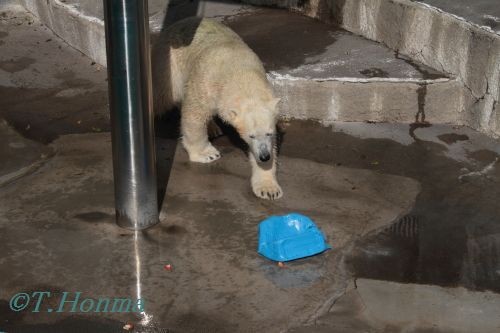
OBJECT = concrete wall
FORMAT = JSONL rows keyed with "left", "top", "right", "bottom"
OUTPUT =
{"left": 242, "top": 0, "right": 500, "bottom": 137}
{"left": 18, "top": 0, "right": 106, "bottom": 65}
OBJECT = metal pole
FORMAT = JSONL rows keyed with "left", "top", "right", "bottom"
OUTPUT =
{"left": 104, "top": 0, "right": 159, "bottom": 230}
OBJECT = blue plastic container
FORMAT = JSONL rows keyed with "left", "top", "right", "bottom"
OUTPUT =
{"left": 258, "top": 213, "right": 331, "bottom": 262}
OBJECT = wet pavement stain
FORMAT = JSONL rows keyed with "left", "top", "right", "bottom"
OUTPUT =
{"left": 482, "top": 16, "right": 500, "bottom": 31}
{"left": 163, "top": 224, "right": 188, "bottom": 235}
{"left": 438, "top": 133, "right": 470, "bottom": 145}
{"left": 416, "top": 84, "right": 427, "bottom": 122}
{"left": 165, "top": 195, "right": 255, "bottom": 250}
{"left": 0, "top": 86, "right": 109, "bottom": 143}
{"left": 409, "top": 121, "right": 431, "bottom": 142}
{"left": 395, "top": 51, "right": 444, "bottom": 80}
{"left": 347, "top": 214, "right": 422, "bottom": 283}
{"left": 260, "top": 255, "right": 328, "bottom": 288}
{"left": 0, "top": 56, "right": 36, "bottom": 73}
{"left": 359, "top": 67, "right": 389, "bottom": 78}
{"left": 409, "top": 83, "right": 431, "bottom": 141}
{"left": 74, "top": 211, "right": 113, "bottom": 222}
{"left": 0, "top": 31, "right": 8, "bottom": 39}
{"left": 53, "top": 70, "right": 96, "bottom": 89}
{"left": 280, "top": 120, "right": 500, "bottom": 293}
{"left": 467, "top": 149, "right": 498, "bottom": 164}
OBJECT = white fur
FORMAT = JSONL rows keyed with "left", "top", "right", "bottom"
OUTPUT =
{"left": 153, "top": 18, "right": 282, "bottom": 200}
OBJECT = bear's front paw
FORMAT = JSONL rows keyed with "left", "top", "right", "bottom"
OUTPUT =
{"left": 187, "top": 144, "right": 221, "bottom": 163}
{"left": 252, "top": 180, "right": 283, "bottom": 200}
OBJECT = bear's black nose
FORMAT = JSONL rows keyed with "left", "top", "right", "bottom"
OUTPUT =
{"left": 259, "top": 153, "right": 271, "bottom": 162}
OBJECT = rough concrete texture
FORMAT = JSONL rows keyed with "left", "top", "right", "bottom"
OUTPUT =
{"left": 0, "top": 119, "right": 53, "bottom": 186}
{"left": 291, "top": 279, "right": 500, "bottom": 333}
{"left": 17, "top": 0, "right": 106, "bottom": 67}
{"left": 15, "top": 1, "right": 460, "bottom": 124}
{"left": 0, "top": 5, "right": 109, "bottom": 143}
{"left": 241, "top": 0, "right": 500, "bottom": 137}
{"left": 416, "top": 0, "right": 500, "bottom": 34}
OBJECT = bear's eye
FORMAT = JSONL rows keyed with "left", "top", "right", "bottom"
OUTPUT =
{"left": 249, "top": 135, "right": 255, "bottom": 139}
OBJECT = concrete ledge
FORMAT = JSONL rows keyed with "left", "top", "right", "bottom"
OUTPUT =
{"left": 18, "top": 0, "right": 106, "bottom": 65}
{"left": 271, "top": 76, "right": 465, "bottom": 124}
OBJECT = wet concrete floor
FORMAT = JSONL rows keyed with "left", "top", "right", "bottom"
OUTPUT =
{"left": 1, "top": 3, "right": 500, "bottom": 333}
{"left": 2, "top": 116, "right": 500, "bottom": 332}
{"left": 281, "top": 121, "right": 500, "bottom": 294}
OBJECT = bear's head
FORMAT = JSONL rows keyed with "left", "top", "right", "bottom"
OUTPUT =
{"left": 220, "top": 96, "right": 280, "bottom": 163}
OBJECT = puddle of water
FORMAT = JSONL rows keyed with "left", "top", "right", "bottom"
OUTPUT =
{"left": 438, "top": 133, "right": 470, "bottom": 145}
{"left": 359, "top": 67, "right": 389, "bottom": 78}
{"left": 280, "top": 120, "right": 500, "bottom": 293}
{"left": 395, "top": 51, "right": 444, "bottom": 80}
{"left": 0, "top": 86, "right": 109, "bottom": 143}
{"left": 0, "top": 56, "right": 36, "bottom": 73}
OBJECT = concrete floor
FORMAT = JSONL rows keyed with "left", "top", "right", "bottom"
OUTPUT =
{"left": 223, "top": 8, "right": 445, "bottom": 81}
{"left": 415, "top": 0, "right": 500, "bottom": 34}
{"left": 1, "top": 3, "right": 500, "bottom": 333}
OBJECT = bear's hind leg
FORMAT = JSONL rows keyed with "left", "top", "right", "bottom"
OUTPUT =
{"left": 181, "top": 100, "right": 221, "bottom": 163}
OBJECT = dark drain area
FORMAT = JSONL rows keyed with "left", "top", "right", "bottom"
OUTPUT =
{"left": 346, "top": 215, "right": 422, "bottom": 284}
{"left": 346, "top": 213, "right": 500, "bottom": 293}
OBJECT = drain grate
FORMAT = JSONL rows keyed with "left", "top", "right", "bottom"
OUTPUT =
{"left": 383, "top": 214, "right": 421, "bottom": 239}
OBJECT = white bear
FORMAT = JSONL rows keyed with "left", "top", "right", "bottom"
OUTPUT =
{"left": 153, "top": 18, "right": 282, "bottom": 200}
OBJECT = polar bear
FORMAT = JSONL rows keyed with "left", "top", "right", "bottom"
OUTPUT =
{"left": 153, "top": 17, "right": 283, "bottom": 200}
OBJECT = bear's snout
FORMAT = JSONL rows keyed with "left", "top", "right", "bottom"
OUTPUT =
{"left": 259, "top": 152, "right": 271, "bottom": 162}
{"left": 258, "top": 143, "right": 271, "bottom": 162}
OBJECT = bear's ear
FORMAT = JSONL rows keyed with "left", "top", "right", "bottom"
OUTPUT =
{"left": 226, "top": 110, "right": 238, "bottom": 120}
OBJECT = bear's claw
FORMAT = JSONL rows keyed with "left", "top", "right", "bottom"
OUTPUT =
{"left": 253, "top": 181, "right": 283, "bottom": 200}
{"left": 186, "top": 144, "right": 221, "bottom": 163}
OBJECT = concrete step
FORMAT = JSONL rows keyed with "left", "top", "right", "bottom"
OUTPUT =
{"left": 225, "top": 8, "right": 458, "bottom": 124}
{"left": 15, "top": 0, "right": 459, "bottom": 124}
{"left": 242, "top": 0, "right": 500, "bottom": 136}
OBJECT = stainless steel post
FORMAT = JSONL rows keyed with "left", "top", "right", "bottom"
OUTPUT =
{"left": 104, "top": 0, "right": 158, "bottom": 230}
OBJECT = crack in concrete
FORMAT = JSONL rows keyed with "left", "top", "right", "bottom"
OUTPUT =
{"left": 0, "top": 149, "right": 55, "bottom": 187}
